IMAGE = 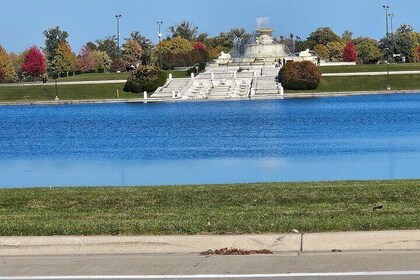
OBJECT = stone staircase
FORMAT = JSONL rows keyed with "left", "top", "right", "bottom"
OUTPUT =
{"left": 254, "top": 76, "right": 280, "bottom": 95}
{"left": 152, "top": 78, "right": 190, "bottom": 98}
{"left": 186, "top": 80, "right": 212, "bottom": 99}
{"left": 208, "top": 84, "right": 231, "bottom": 99}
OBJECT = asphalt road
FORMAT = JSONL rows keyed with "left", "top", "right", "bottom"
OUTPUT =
{"left": 1, "top": 251, "right": 420, "bottom": 280}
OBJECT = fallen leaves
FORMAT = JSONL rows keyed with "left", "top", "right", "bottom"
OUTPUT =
{"left": 200, "top": 248, "right": 273, "bottom": 256}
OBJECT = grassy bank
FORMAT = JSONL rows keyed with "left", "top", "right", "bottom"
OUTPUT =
{"left": 0, "top": 83, "right": 141, "bottom": 102}
{"left": 286, "top": 74, "right": 420, "bottom": 93}
{"left": 56, "top": 70, "right": 188, "bottom": 82}
{"left": 320, "top": 63, "right": 420, "bottom": 73}
{"left": 0, "top": 180, "right": 419, "bottom": 236}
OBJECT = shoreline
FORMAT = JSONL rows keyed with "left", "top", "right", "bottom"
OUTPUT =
{"left": 0, "top": 89, "right": 419, "bottom": 106}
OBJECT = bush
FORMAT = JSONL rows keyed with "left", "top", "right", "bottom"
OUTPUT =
{"left": 278, "top": 61, "right": 321, "bottom": 90}
{"left": 124, "top": 65, "right": 167, "bottom": 93}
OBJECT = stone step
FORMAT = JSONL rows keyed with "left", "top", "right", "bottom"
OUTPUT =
{"left": 255, "top": 90, "right": 280, "bottom": 94}
{"left": 209, "top": 91, "right": 230, "bottom": 96}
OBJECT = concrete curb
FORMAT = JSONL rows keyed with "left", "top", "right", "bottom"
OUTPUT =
{"left": 0, "top": 234, "right": 300, "bottom": 256}
{"left": 303, "top": 230, "right": 420, "bottom": 252}
{"left": 1, "top": 230, "right": 419, "bottom": 256}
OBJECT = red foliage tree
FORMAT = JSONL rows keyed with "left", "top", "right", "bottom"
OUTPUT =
{"left": 193, "top": 42, "right": 209, "bottom": 63}
{"left": 77, "top": 45, "right": 96, "bottom": 73}
{"left": 343, "top": 41, "right": 357, "bottom": 62}
{"left": 193, "top": 42, "right": 207, "bottom": 52}
{"left": 21, "top": 46, "right": 46, "bottom": 79}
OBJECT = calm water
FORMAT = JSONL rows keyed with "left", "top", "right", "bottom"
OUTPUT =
{"left": 1, "top": 93, "right": 420, "bottom": 187}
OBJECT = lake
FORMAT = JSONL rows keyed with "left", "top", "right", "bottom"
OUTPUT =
{"left": 1, "top": 93, "right": 420, "bottom": 187}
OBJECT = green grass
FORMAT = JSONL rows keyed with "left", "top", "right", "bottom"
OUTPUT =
{"left": 320, "top": 63, "right": 420, "bottom": 74}
{"left": 57, "top": 72, "right": 130, "bottom": 82}
{"left": 286, "top": 74, "right": 420, "bottom": 93}
{"left": 0, "top": 180, "right": 419, "bottom": 236}
{"left": 164, "top": 70, "right": 189, "bottom": 78}
{"left": 56, "top": 70, "right": 188, "bottom": 82}
{"left": 0, "top": 83, "right": 141, "bottom": 102}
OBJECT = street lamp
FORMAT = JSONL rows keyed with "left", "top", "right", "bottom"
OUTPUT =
{"left": 115, "top": 14, "right": 122, "bottom": 71}
{"left": 157, "top": 21, "right": 163, "bottom": 68}
{"left": 389, "top": 13, "right": 394, "bottom": 34}
{"left": 383, "top": 5, "right": 391, "bottom": 90}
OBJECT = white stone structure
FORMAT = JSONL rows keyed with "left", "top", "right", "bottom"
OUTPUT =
{"left": 153, "top": 26, "right": 317, "bottom": 100}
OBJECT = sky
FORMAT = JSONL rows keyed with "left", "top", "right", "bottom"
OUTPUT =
{"left": 0, "top": 0, "right": 419, "bottom": 53}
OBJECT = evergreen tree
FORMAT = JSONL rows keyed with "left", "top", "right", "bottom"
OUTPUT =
{"left": 43, "top": 26, "right": 69, "bottom": 62}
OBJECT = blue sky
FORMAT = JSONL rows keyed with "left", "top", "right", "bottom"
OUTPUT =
{"left": 1, "top": 0, "right": 419, "bottom": 53}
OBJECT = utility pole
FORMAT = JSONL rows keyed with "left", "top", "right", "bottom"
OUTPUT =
{"left": 157, "top": 21, "right": 163, "bottom": 68}
{"left": 115, "top": 14, "right": 122, "bottom": 71}
{"left": 383, "top": 5, "right": 391, "bottom": 90}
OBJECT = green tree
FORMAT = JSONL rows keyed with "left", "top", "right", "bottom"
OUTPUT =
{"left": 60, "top": 41, "right": 77, "bottom": 75}
{"left": 9, "top": 51, "right": 26, "bottom": 80}
{"left": 306, "top": 27, "right": 340, "bottom": 49}
{"left": 96, "top": 36, "right": 118, "bottom": 61}
{"left": 49, "top": 42, "right": 77, "bottom": 77}
{"left": 124, "top": 65, "right": 166, "bottom": 93}
{"left": 354, "top": 37, "right": 382, "bottom": 64}
{"left": 122, "top": 40, "right": 143, "bottom": 69}
{"left": 314, "top": 44, "right": 329, "bottom": 60}
{"left": 342, "top": 30, "right": 354, "bottom": 41}
{"left": 43, "top": 26, "right": 69, "bottom": 62}
{"left": 169, "top": 20, "right": 198, "bottom": 41}
{"left": 326, "top": 41, "right": 345, "bottom": 61}
{"left": 414, "top": 45, "right": 420, "bottom": 62}
{"left": 93, "top": 50, "right": 112, "bottom": 72}
{"left": 85, "top": 41, "right": 98, "bottom": 51}
{"left": 125, "top": 31, "right": 154, "bottom": 65}
{"left": 393, "top": 24, "right": 419, "bottom": 62}
{"left": 196, "top": 33, "right": 209, "bottom": 43}
{"left": 0, "top": 45, "right": 18, "bottom": 82}
{"left": 155, "top": 37, "right": 194, "bottom": 69}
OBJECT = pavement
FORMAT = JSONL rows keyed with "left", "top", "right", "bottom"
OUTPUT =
{"left": 1, "top": 251, "right": 420, "bottom": 279}
{"left": 1, "top": 230, "right": 419, "bottom": 256}
{"left": 2, "top": 231, "right": 420, "bottom": 279}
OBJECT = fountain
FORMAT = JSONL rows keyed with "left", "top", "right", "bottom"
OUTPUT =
{"left": 214, "top": 17, "right": 317, "bottom": 65}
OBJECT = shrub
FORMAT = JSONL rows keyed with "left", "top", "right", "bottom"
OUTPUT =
{"left": 278, "top": 61, "right": 321, "bottom": 90}
{"left": 124, "top": 65, "right": 167, "bottom": 93}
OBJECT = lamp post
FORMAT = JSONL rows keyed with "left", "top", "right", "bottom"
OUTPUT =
{"left": 389, "top": 13, "right": 394, "bottom": 34}
{"left": 157, "top": 21, "right": 163, "bottom": 68}
{"left": 115, "top": 14, "right": 122, "bottom": 71}
{"left": 383, "top": 5, "right": 391, "bottom": 90}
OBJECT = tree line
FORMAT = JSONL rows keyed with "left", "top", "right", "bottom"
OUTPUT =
{"left": 1, "top": 21, "right": 420, "bottom": 83}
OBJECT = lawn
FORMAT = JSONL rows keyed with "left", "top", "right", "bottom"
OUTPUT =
{"left": 320, "top": 63, "right": 420, "bottom": 74}
{"left": 56, "top": 70, "right": 188, "bottom": 82}
{"left": 0, "top": 180, "right": 419, "bottom": 236}
{"left": 286, "top": 74, "right": 420, "bottom": 93}
{"left": 0, "top": 83, "right": 141, "bottom": 102}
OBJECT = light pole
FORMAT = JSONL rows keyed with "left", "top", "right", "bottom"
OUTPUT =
{"left": 115, "top": 14, "right": 122, "bottom": 70}
{"left": 383, "top": 5, "right": 391, "bottom": 90}
{"left": 389, "top": 13, "right": 394, "bottom": 34}
{"left": 157, "top": 21, "right": 163, "bottom": 68}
